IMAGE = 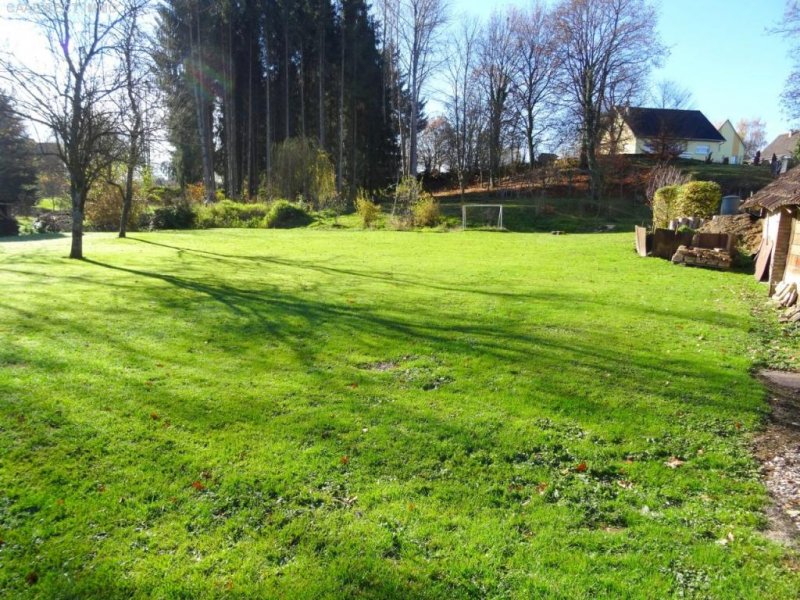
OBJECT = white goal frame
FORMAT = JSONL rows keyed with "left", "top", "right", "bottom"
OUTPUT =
{"left": 461, "top": 204, "right": 504, "bottom": 229}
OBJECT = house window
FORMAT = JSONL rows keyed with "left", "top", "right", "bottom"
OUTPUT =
{"left": 695, "top": 145, "right": 710, "bottom": 155}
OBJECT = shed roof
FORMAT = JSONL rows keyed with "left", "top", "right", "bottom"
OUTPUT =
{"left": 621, "top": 107, "right": 725, "bottom": 142}
{"left": 740, "top": 165, "right": 800, "bottom": 211}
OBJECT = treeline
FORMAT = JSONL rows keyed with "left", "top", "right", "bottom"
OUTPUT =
{"left": 156, "top": 0, "right": 407, "bottom": 203}
{"left": 429, "top": 0, "right": 665, "bottom": 200}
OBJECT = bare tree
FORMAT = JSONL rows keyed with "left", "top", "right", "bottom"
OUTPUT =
{"left": 553, "top": 0, "right": 663, "bottom": 201}
{"left": 477, "top": 10, "right": 516, "bottom": 189}
{"left": 442, "top": 18, "right": 481, "bottom": 198}
{"left": 736, "top": 117, "right": 767, "bottom": 160}
{"left": 111, "top": 3, "right": 155, "bottom": 238}
{"left": 777, "top": 2, "right": 800, "bottom": 120}
{"left": 397, "top": 0, "right": 448, "bottom": 176}
{"left": 509, "top": 3, "right": 559, "bottom": 172}
{"left": 418, "top": 116, "right": 448, "bottom": 174}
{"left": 0, "top": 0, "right": 144, "bottom": 258}
{"left": 650, "top": 79, "right": 694, "bottom": 109}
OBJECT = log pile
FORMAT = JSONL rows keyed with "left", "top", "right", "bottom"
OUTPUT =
{"left": 671, "top": 245, "right": 733, "bottom": 269}
{"left": 773, "top": 282, "right": 800, "bottom": 322}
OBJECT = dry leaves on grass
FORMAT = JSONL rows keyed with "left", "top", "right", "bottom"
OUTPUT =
{"left": 665, "top": 456, "right": 685, "bottom": 469}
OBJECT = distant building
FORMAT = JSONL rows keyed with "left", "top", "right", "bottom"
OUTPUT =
{"left": 611, "top": 107, "right": 744, "bottom": 164}
{"left": 715, "top": 120, "right": 746, "bottom": 165}
{"left": 762, "top": 130, "right": 800, "bottom": 162}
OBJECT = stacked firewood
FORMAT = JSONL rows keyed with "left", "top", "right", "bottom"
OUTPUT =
{"left": 671, "top": 245, "right": 733, "bottom": 269}
{"left": 773, "top": 282, "right": 800, "bottom": 323}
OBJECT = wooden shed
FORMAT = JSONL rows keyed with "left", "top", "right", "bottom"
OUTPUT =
{"left": 741, "top": 166, "right": 800, "bottom": 294}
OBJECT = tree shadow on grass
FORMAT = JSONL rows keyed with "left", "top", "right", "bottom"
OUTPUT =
{"left": 126, "top": 236, "right": 749, "bottom": 332}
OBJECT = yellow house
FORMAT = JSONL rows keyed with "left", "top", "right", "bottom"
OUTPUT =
{"left": 612, "top": 107, "right": 742, "bottom": 164}
{"left": 716, "top": 120, "right": 746, "bottom": 165}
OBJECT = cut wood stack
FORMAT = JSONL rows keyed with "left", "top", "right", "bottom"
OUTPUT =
{"left": 773, "top": 281, "right": 798, "bottom": 307}
{"left": 671, "top": 245, "right": 733, "bottom": 269}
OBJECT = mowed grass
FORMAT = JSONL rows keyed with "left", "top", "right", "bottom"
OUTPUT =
{"left": 0, "top": 230, "right": 798, "bottom": 598}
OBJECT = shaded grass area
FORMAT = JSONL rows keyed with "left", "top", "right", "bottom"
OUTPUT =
{"left": 0, "top": 230, "right": 798, "bottom": 598}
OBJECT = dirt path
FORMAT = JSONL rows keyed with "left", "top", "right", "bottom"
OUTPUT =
{"left": 755, "top": 370, "right": 800, "bottom": 545}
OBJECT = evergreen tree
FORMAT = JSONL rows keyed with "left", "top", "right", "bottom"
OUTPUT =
{"left": 0, "top": 91, "right": 37, "bottom": 224}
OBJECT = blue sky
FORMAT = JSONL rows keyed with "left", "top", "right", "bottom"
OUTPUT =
{"left": 449, "top": 0, "right": 795, "bottom": 143}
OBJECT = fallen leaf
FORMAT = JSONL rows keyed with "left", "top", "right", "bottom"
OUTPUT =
{"left": 340, "top": 455, "right": 350, "bottom": 465}
{"left": 616, "top": 480, "right": 633, "bottom": 489}
{"left": 537, "top": 482, "right": 548, "bottom": 494}
{"left": 191, "top": 480, "right": 206, "bottom": 491}
{"left": 576, "top": 461, "right": 588, "bottom": 472}
{"left": 664, "top": 456, "right": 685, "bottom": 469}
{"left": 734, "top": 421, "right": 742, "bottom": 430}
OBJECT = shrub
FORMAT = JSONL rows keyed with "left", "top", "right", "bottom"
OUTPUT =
{"left": 195, "top": 200, "right": 270, "bottom": 229}
{"left": 85, "top": 181, "right": 146, "bottom": 232}
{"left": 149, "top": 202, "right": 196, "bottom": 230}
{"left": 645, "top": 162, "right": 689, "bottom": 204}
{"left": 263, "top": 200, "right": 312, "bottom": 229}
{"left": 652, "top": 185, "right": 682, "bottom": 229}
{"left": 32, "top": 213, "right": 69, "bottom": 233}
{"left": 355, "top": 191, "right": 381, "bottom": 228}
{"left": 674, "top": 181, "right": 721, "bottom": 220}
{"left": 270, "top": 138, "right": 336, "bottom": 208}
{"left": 147, "top": 185, "right": 183, "bottom": 205}
{"left": 185, "top": 183, "right": 206, "bottom": 204}
{"left": 393, "top": 176, "right": 424, "bottom": 216}
{"left": 412, "top": 193, "right": 440, "bottom": 227}
{"left": 0, "top": 217, "right": 19, "bottom": 237}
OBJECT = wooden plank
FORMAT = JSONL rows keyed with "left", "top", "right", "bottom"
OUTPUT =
{"left": 635, "top": 226, "right": 648, "bottom": 257}
{"left": 653, "top": 229, "right": 676, "bottom": 259}
{"left": 754, "top": 238, "right": 772, "bottom": 281}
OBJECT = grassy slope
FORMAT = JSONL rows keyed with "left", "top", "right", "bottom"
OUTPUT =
{"left": 0, "top": 230, "right": 798, "bottom": 598}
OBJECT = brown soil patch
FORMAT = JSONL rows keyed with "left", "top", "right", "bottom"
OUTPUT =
{"left": 699, "top": 214, "right": 762, "bottom": 256}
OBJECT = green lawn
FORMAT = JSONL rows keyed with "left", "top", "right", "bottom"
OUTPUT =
{"left": 0, "top": 230, "right": 798, "bottom": 598}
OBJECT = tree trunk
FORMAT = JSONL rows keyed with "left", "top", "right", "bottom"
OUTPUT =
{"left": 318, "top": 0, "right": 326, "bottom": 149}
{"left": 191, "top": 7, "right": 215, "bottom": 204}
{"left": 119, "top": 161, "right": 135, "bottom": 238}
{"left": 284, "top": 8, "right": 291, "bottom": 139}
{"left": 336, "top": 21, "right": 345, "bottom": 194}
{"left": 69, "top": 187, "right": 84, "bottom": 259}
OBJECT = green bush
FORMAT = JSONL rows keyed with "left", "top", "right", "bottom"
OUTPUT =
{"left": 355, "top": 191, "right": 381, "bottom": 228}
{"left": 149, "top": 202, "right": 196, "bottom": 230}
{"left": 264, "top": 200, "right": 312, "bottom": 229}
{"left": 412, "top": 193, "right": 440, "bottom": 227}
{"left": 674, "top": 181, "right": 721, "bottom": 220}
{"left": 652, "top": 185, "right": 681, "bottom": 229}
{"left": 146, "top": 185, "right": 183, "bottom": 206}
{"left": 196, "top": 200, "right": 270, "bottom": 229}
